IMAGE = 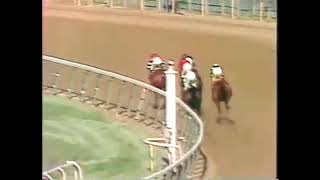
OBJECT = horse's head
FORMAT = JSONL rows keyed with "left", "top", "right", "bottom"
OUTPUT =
{"left": 148, "top": 68, "right": 166, "bottom": 90}
{"left": 182, "top": 70, "right": 199, "bottom": 91}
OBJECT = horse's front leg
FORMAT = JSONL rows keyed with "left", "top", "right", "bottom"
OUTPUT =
{"left": 215, "top": 101, "right": 222, "bottom": 113}
{"left": 215, "top": 101, "right": 222, "bottom": 123}
{"left": 225, "top": 102, "right": 231, "bottom": 112}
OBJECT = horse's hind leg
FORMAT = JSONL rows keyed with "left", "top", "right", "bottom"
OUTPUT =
{"left": 216, "top": 102, "right": 222, "bottom": 114}
{"left": 215, "top": 102, "right": 222, "bottom": 123}
{"left": 225, "top": 98, "right": 231, "bottom": 113}
{"left": 225, "top": 102, "right": 231, "bottom": 112}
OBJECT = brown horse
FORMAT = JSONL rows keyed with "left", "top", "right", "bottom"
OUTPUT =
{"left": 148, "top": 68, "right": 166, "bottom": 109}
{"left": 180, "top": 69, "right": 203, "bottom": 115}
{"left": 211, "top": 77, "right": 232, "bottom": 122}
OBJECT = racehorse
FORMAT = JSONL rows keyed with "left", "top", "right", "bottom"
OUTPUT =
{"left": 211, "top": 76, "right": 233, "bottom": 123}
{"left": 148, "top": 64, "right": 167, "bottom": 109}
{"left": 180, "top": 68, "right": 203, "bottom": 115}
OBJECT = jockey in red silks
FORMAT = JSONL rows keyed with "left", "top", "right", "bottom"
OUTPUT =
{"left": 178, "top": 54, "right": 195, "bottom": 77}
{"left": 146, "top": 53, "right": 166, "bottom": 72}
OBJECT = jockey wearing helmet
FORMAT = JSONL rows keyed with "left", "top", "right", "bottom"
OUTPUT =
{"left": 181, "top": 69, "right": 197, "bottom": 90}
{"left": 146, "top": 53, "right": 166, "bottom": 72}
{"left": 181, "top": 63, "right": 192, "bottom": 78}
{"left": 210, "top": 64, "right": 225, "bottom": 81}
{"left": 178, "top": 54, "right": 195, "bottom": 77}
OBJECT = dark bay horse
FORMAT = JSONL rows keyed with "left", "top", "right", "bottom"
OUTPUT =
{"left": 211, "top": 77, "right": 233, "bottom": 123}
{"left": 148, "top": 68, "right": 166, "bottom": 109}
{"left": 180, "top": 69, "right": 203, "bottom": 115}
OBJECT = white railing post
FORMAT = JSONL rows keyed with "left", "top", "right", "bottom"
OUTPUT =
{"left": 66, "top": 161, "right": 83, "bottom": 180}
{"left": 140, "top": 0, "right": 144, "bottom": 11}
{"left": 57, "top": 167, "right": 66, "bottom": 180}
{"left": 165, "top": 63, "right": 177, "bottom": 164}
{"left": 231, "top": 0, "right": 235, "bottom": 18}
{"left": 43, "top": 173, "right": 53, "bottom": 180}
{"left": 171, "top": 0, "right": 175, "bottom": 13}
{"left": 110, "top": 0, "right": 113, "bottom": 8}
{"left": 158, "top": 0, "right": 161, "bottom": 12}
{"left": 204, "top": 0, "right": 208, "bottom": 15}
{"left": 259, "top": 0, "right": 263, "bottom": 21}
{"left": 252, "top": 0, "right": 256, "bottom": 17}
{"left": 201, "top": 0, "right": 204, "bottom": 15}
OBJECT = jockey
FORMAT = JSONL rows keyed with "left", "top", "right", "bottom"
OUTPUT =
{"left": 182, "top": 70, "right": 197, "bottom": 90}
{"left": 210, "top": 64, "right": 225, "bottom": 81}
{"left": 181, "top": 62, "right": 192, "bottom": 77}
{"left": 146, "top": 54, "right": 166, "bottom": 72}
{"left": 178, "top": 54, "right": 195, "bottom": 77}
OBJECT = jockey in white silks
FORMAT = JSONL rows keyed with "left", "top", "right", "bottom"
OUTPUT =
{"left": 181, "top": 69, "right": 198, "bottom": 91}
{"left": 146, "top": 54, "right": 166, "bottom": 72}
{"left": 210, "top": 64, "right": 225, "bottom": 81}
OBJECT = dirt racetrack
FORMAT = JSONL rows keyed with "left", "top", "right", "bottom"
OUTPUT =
{"left": 43, "top": 2, "right": 277, "bottom": 179}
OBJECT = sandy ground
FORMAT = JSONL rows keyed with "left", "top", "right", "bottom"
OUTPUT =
{"left": 43, "top": 2, "right": 277, "bottom": 179}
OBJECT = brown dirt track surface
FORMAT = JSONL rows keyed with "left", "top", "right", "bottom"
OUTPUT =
{"left": 43, "top": 2, "right": 276, "bottom": 179}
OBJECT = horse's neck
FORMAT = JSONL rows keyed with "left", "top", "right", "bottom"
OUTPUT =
{"left": 151, "top": 70, "right": 164, "bottom": 77}
{"left": 212, "top": 80, "right": 223, "bottom": 88}
{"left": 155, "top": 69, "right": 165, "bottom": 73}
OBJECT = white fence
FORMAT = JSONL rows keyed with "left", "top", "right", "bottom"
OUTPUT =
{"left": 42, "top": 55, "right": 205, "bottom": 179}
{"left": 42, "top": 161, "right": 83, "bottom": 180}
{"left": 75, "top": 0, "right": 276, "bottom": 21}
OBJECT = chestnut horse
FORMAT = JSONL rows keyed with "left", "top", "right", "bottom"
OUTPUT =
{"left": 180, "top": 69, "right": 203, "bottom": 115}
{"left": 148, "top": 68, "right": 166, "bottom": 109}
{"left": 211, "top": 77, "right": 232, "bottom": 122}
